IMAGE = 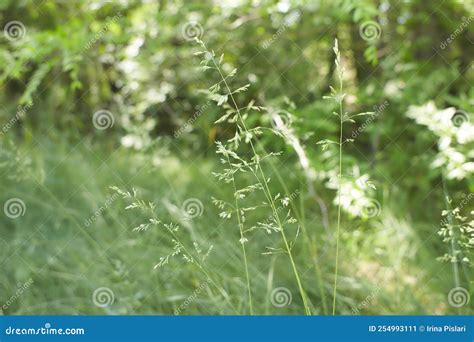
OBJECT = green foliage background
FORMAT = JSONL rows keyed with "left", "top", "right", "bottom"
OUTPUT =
{"left": 0, "top": 0, "right": 473, "bottom": 315}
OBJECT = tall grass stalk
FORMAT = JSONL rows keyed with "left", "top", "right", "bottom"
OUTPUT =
{"left": 195, "top": 39, "right": 311, "bottom": 315}
{"left": 225, "top": 153, "right": 254, "bottom": 314}
{"left": 270, "top": 111, "right": 330, "bottom": 313}
{"left": 265, "top": 146, "right": 328, "bottom": 314}
{"left": 112, "top": 186, "right": 238, "bottom": 314}
{"left": 441, "top": 174, "right": 461, "bottom": 291}
{"left": 332, "top": 40, "right": 344, "bottom": 315}
{"left": 322, "top": 40, "right": 374, "bottom": 315}
{"left": 271, "top": 114, "right": 331, "bottom": 237}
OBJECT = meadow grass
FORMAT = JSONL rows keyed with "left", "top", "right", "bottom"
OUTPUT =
{"left": 0, "top": 136, "right": 469, "bottom": 315}
{"left": 1, "top": 37, "right": 471, "bottom": 317}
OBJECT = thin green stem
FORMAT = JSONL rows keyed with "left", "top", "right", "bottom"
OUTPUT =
{"left": 207, "top": 48, "right": 311, "bottom": 315}
{"left": 176, "top": 237, "right": 238, "bottom": 314}
{"left": 226, "top": 154, "right": 254, "bottom": 314}
{"left": 257, "top": 126, "right": 327, "bottom": 314}
{"left": 299, "top": 191, "right": 328, "bottom": 315}
{"left": 441, "top": 174, "right": 460, "bottom": 289}
{"left": 152, "top": 212, "right": 239, "bottom": 314}
{"left": 263, "top": 132, "right": 328, "bottom": 314}
{"left": 332, "top": 70, "right": 344, "bottom": 316}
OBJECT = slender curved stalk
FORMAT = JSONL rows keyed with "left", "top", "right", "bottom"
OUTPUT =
{"left": 299, "top": 190, "right": 328, "bottom": 315}
{"left": 171, "top": 229, "right": 238, "bottom": 313}
{"left": 332, "top": 100, "right": 343, "bottom": 315}
{"left": 265, "top": 157, "right": 328, "bottom": 314}
{"left": 225, "top": 154, "right": 254, "bottom": 314}
{"left": 205, "top": 44, "right": 311, "bottom": 315}
{"left": 327, "top": 39, "right": 375, "bottom": 314}
{"left": 441, "top": 174, "right": 460, "bottom": 290}
{"left": 332, "top": 40, "right": 344, "bottom": 315}
{"left": 148, "top": 210, "right": 239, "bottom": 314}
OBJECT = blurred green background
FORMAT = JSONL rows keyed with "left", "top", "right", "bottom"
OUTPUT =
{"left": 0, "top": 0, "right": 473, "bottom": 315}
